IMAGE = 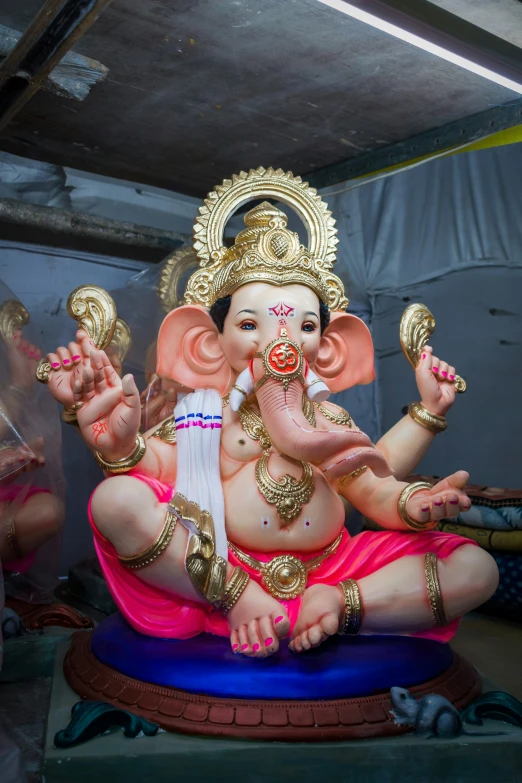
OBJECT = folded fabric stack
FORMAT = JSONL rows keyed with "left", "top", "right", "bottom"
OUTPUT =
{"left": 410, "top": 476, "right": 522, "bottom": 622}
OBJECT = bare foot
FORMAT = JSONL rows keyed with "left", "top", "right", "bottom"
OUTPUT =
{"left": 227, "top": 579, "right": 290, "bottom": 658}
{"left": 289, "top": 583, "right": 343, "bottom": 653}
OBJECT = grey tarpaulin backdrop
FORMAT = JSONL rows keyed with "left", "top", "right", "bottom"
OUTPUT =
{"left": 322, "top": 142, "right": 522, "bottom": 487}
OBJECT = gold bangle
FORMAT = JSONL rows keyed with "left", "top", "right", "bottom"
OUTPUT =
{"left": 232, "top": 383, "right": 248, "bottom": 396}
{"left": 93, "top": 433, "right": 146, "bottom": 474}
{"left": 118, "top": 505, "right": 177, "bottom": 569}
{"left": 217, "top": 567, "right": 250, "bottom": 615}
{"left": 338, "top": 578, "right": 362, "bottom": 635}
{"left": 338, "top": 465, "right": 368, "bottom": 487}
{"left": 408, "top": 401, "right": 447, "bottom": 433}
{"left": 397, "top": 481, "right": 436, "bottom": 531}
{"left": 424, "top": 552, "right": 448, "bottom": 627}
{"left": 62, "top": 408, "right": 79, "bottom": 426}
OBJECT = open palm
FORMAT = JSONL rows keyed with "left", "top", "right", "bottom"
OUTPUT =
{"left": 73, "top": 348, "right": 141, "bottom": 460}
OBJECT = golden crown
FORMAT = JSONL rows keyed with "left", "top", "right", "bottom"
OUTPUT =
{"left": 184, "top": 167, "right": 349, "bottom": 311}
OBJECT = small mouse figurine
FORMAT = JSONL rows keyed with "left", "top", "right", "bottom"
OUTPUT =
{"left": 390, "top": 687, "right": 507, "bottom": 738}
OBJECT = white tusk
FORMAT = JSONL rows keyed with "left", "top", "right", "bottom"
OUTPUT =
{"left": 306, "top": 368, "right": 331, "bottom": 402}
{"left": 230, "top": 367, "right": 254, "bottom": 411}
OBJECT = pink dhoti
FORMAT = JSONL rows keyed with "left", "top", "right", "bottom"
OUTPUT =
{"left": 89, "top": 473, "right": 477, "bottom": 643}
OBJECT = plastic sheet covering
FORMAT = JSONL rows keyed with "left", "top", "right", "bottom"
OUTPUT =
{"left": 0, "top": 280, "right": 65, "bottom": 604}
{"left": 109, "top": 243, "right": 197, "bottom": 431}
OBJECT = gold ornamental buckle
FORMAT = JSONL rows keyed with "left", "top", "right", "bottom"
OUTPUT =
{"left": 262, "top": 554, "right": 308, "bottom": 600}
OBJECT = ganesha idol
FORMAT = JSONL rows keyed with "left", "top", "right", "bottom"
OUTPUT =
{"left": 42, "top": 169, "right": 498, "bottom": 739}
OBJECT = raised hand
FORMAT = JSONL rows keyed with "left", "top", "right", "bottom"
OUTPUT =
{"left": 406, "top": 471, "right": 471, "bottom": 526}
{"left": 73, "top": 347, "right": 141, "bottom": 460}
{"left": 8, "top": 330, "right": 41, "bottom": 391}
{"left": 415, "top": 345, "right": 458, "bottom": 416}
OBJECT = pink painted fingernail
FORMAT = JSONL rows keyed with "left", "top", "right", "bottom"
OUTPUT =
{"left": 21, "top": 345, "right": 27, "bottom": 352}
{"left": 432, "top": 367, "right": 439, "bottom": 373}
{"left": 275, "top": 616, "right": 284, "bottom": 624}
{"left": 265, "top": 637, "right": 273, "bottom": 647}
{"left": 422, "top": 353, "right": 426, "bottom": 360}
{"left": 241, "top": 644, "right": 249, "bottom": 651}
{"left": 63, "top": 359, "right": 70, "bottom": 365}
{"left": 28, "top": 350, "right": 34, "bottom": 357}
{"left": 252, "top": 643, "right": 260, "bottom": 652}
{"left": 441, "top": 371, "right": 447, "bottom": 377}
{"left": 421, "top": 505, "right": 429, "bottom": 512}
{"left": 72, "top": 355, "right": 81, "bottom": 360}
{"left": 232, "top": 644, "right": 239, "bottom": 650}
{"left": 434, "top": 501, "right": 443, "bottom": 506}
{"left": 449, "top": 499, "right": 459, "bottom": 505}
{"left": 449, "top": 375, "right": 455, "bottom": 380}
{"left": 51, "top": 362, "right": 60, "bottom": 368}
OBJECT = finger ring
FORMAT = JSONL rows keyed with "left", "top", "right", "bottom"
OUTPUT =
{"left": 71, "top": 402, "right": 84, "bottom": 411}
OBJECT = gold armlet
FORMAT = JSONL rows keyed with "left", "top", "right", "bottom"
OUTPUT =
{"left": 93, "top": 433, "right": 146, "bottom": 474}
{"left": 408, "top": 401, "right": 447, "bottom": 433}
{"left": 216, "top": 567, "right": 250, "bottom": 615}
{"left": 118, "top": 506, "right": 177, "bottom": 569}
{"left": 424, "top": 552, "right": 448, "bottom": 626}
{"left": 397, "top": 481, "right": 436, "bottom": 531}
{"left": 338, "top": 578, "right": 363, "bottom": 635}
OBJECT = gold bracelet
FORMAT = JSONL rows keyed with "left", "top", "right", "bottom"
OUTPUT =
{"left": 338, "top": 578, "right": 363, "bottom": 635}
{"left": 408, "top": 401, "right": 447, "bottom": 433}
{"left": 118, "top": 505, "right": 177, "bottom": 569}
{"left": 397, "top": 481, "right": 436, "bottom": 532}
{"left": 424, "top": 552, "right": 448, "bottom": 627}
{"left": 93, "top": 433, "right": 146, "bottom": 474}
{"left": 218, "top": 567, "right": 250, "bottom": 615}
{"left": 62, "top": 408, "right": 79, "bottom": 427}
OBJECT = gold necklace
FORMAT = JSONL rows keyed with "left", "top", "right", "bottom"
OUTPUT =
{"left": 255, "top": 451, "right": 314, "bottom": 525}
{"left": 237, "top": 401, "right": 272, "bottom": 450}
{"left": 228, "top": 533, "right": 343, "bottom": 600}
{"left": 315, "top": 402, "right": 352, "bottom": 428}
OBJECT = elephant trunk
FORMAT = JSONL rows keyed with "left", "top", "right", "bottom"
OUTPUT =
{"left": 254, "top": 372, "right": 392, "bottom": 479}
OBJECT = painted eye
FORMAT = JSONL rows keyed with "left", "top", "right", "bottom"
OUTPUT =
{"left": 240, "top": 321, "right": 257, "bottom": 331}
{"left": 302, "top": 322, "right": 316, "bottom": 333}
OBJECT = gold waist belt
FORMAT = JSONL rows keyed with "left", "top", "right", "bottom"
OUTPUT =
{"left": 228, "top": 533, "right": 343, "bottom": 600}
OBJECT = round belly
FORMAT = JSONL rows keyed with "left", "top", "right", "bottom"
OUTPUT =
{"left": 224, "top": 460, "right": 345, "bottom": 553}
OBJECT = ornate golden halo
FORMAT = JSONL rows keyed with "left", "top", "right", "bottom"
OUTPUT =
{"left": 157, "top": 246, "right": 199, "bottom": 313}
{"left": 186, "top": 166, "right": 348, "bottom": 311}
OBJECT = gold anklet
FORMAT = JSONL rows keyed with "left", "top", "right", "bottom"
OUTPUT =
{"left": 94, "top": 433, "right": 146, "bottom": 474}
{"left": 424, "top": 552, "right": 448, "bottom": 627}
{"left": 118, "top": 505, "right": 177, "bottom": 569}
{"left": 217, "top": 567, "right": 250, "bottom": 615}
{"left": 397, "top": 481, "right": 436, "bottom": 531}
{"left": 408, "top": 401, "right": 447, "bottom": 433}
{"left": 338, "top": 578, "right": 362, "bottom": 635}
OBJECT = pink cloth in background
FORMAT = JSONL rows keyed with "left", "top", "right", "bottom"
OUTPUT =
{"left": 1, "top": 485, "right": 51, "bottom": 573}
{"left": 89, "top": 472, "right": 477, "bottom": 642}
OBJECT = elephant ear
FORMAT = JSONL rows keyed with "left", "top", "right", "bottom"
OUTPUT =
{"left": 315, "top": 312, "right": 375, "bottom": 392}
{"left": 157, "top": 305, "right": 233, "bottom": 395}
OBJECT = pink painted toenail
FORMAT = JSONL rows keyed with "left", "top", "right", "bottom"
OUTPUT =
{"left": 449, "top": 499, "right": 459, "bottom": 504}
{"left": 232, "top": 644, "right": 239, "bottom": 650}
{"left": 275, "top": 616, "right": 284, "bottom": 624}
{"left": 432, "top": 367, "right": 439, "bottom": 373}
{"left": 52, "top": 362, "right": 60, "bottom": 368}
{"left": 252, "top": 643, "right": 260, "bottom": 652}
{"left": 441, "top": 371, "right": 447, "bottom": 377}
{"left": 265, "top": 638, "right": 273, "bottom": 647}
{"left": 421, "top": 505, "right": 429, "bottom": 512}
{"left": 434, "top": 501, "right": 443, "bottom": 506}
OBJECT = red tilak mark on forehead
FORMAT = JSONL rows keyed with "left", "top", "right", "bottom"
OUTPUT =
{"left": 268, "top": 302, "right": 295, "bottom": 318}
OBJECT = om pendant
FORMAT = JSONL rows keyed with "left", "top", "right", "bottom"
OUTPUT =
{"left": 255, "top": 451, "right": 314, "bottom": 524}
{"left": 261, "top": 336, "right": 306, "bottom": 391}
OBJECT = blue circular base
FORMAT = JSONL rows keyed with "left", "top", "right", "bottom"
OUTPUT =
{"left": 91, "top": 613, "right": 454, "bottom": 700}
